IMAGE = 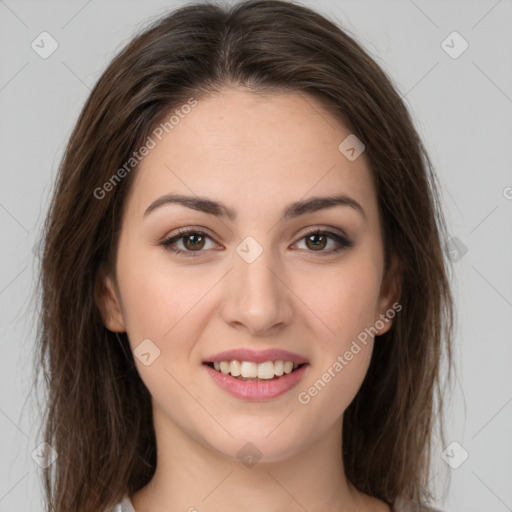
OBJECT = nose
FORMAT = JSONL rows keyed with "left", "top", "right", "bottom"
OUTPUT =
{"left": 219, "top": 244, "right": 294, "bottom": 336}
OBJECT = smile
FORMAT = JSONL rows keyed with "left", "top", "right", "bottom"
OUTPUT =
{"left": 206, "top": 360, "right": 304, "bottom": 380}
{"left": 203, "top": 361, "right": 309, "bottom": 401}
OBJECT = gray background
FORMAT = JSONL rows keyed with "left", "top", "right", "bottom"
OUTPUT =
{"left": 1, "top": 0, "right": 511, "bottom": 510}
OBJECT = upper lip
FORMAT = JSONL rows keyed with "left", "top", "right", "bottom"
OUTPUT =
{"left": 203, "top": 348, "right": 309, "bottom": 365}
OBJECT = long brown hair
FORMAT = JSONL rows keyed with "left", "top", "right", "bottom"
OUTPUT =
{"left": 33, "top": 1, "right": 455, "bottom": 510}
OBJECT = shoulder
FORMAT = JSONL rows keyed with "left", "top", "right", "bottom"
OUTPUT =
{"left": 103, "top": 495, "right": 136, "bottom": 512}
{"left": 393, "top": 498, "right": 443, "bottom": 512}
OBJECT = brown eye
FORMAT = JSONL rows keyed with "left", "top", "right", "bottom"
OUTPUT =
{"left": 182, "top": 233, "right": 206, "bottom": 251}
{"left": 294, "top": 229, "right": 353, "bottom": 255}
{"left": 305, "top": 232, "right": 328, "bottom": 251}
{"left": 161, "top": 229, "right": 218, "bottom": 257}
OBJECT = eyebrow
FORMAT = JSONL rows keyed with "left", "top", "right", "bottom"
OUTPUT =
{"left": 143, "top": 193, "right": 366, "bottom": 222}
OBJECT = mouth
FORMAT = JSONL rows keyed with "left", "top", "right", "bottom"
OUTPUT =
{"left": 203, "top": 360, "right": 309, "bottom": 401}
{"left": 203, "top": 360, "right": 308, "bottom": 381}
{"left": 202, "top": 348, "right": 310, "bottom": 400}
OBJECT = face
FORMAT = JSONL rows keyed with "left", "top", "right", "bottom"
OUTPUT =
{"left": 98, "top": 87, "right": 399, "bottom": 462}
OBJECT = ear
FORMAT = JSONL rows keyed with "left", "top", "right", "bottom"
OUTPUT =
{"left": 95, "top": 268, "right": 126, "bottom": 332}
{"left": 374, "top": 253, "right": 402, "bottom": 336}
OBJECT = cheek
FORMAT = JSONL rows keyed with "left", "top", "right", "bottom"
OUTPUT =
{"left": 116, "top": 236, "right": 211, "bottom": 341}
{"left": 297, "top": 333, "right": 374, "bottom": 424}
{"left": 292, "top": 256, "right": 381, "bottom": 416}
{"left": 115, "top": 254, "right": 210, "bottom": 415}
{"left": 293, "top": 256, "right": 383, "bottom": 341}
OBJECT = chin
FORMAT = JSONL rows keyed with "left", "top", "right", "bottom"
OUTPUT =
{"left": 202, "top": 423, "right": 308, "bottom": 465}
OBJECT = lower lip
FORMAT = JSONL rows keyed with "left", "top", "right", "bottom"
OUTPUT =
{"left": 203, "top": 363, "right": 309, "bottom": 401}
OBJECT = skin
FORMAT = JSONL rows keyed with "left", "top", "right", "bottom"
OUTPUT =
{"left": 98, "top": 87, "right": 400, "bottom": 512}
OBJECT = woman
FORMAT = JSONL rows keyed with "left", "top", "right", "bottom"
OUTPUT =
{"left": 35, "top": 1, "right": 454, "bottom": 511}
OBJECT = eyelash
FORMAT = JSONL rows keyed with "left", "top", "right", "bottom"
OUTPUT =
{"left": 160, "top": 227, "right": 353, "bottom": 258}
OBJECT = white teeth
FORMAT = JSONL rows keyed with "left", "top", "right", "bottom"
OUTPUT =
{"left": 240, "top": 361, "right": 258, "bottom": 378}
{"left": 257, "top": 361, "right": 275, "bottom": 379}
{"left": 209, "top": 360, "right": 302, "bottom": 379}
{"left": 229, "top": 360, "right": 241, "bottom": 377}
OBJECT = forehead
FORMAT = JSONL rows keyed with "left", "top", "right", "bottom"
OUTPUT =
{"left": 126, "top": 88, "right": 377, "bottom": 224}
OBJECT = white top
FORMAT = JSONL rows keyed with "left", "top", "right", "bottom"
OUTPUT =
{"left": 108, "top": 495, "right": 135, "bottom": 512}
{"left": 108, "top": 494, "right": 440, "bottom": 511}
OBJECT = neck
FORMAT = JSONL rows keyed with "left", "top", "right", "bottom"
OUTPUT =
{"left": 131, "top": 404, "right": 370, "bottom": 512}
